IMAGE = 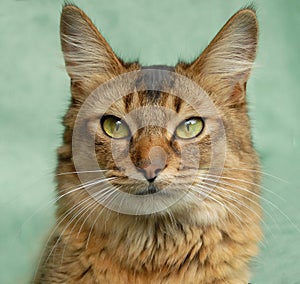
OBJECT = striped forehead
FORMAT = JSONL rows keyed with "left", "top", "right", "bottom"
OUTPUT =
{"left": 105, "top": 66, "right": 200, "bottom": 125}
{"left": 105, "top": 65, "right": 195, "bottom": 119}
{"left": 123, "top": 91, "right": 183, "bottom": 113}
{"left": 121, "top": 92, "right": 182, "bottom": 130}
{"left": 123, "top": 65, "right": 182, "bottom": 112}
{"left": 106, "top": 90, "right": 197, "bottom": 129}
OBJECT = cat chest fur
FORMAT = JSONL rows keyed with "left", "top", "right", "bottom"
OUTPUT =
{"left": 43, "top": 216, "right": 260, "bottom": 284}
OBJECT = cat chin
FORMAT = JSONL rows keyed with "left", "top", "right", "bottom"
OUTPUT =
{"left": 134, "top": 182, "right": 159, "bottom": 195}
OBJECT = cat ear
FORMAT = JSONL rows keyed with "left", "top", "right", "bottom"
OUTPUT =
{"left": 177, "top": 8, "right": 258, "bottom": 106}
{"left": 60, "top": 4, "right": 125, "bottom": 83}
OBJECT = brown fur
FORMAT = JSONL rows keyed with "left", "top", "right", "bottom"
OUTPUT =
{"left": 34, "top": 4, "right": 262, "bottom": 283}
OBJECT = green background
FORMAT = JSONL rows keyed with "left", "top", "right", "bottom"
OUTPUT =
{"left": 1, "top": 0, "right": 299, "bottom": 283}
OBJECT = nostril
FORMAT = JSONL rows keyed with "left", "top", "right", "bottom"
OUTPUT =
{"left": 146, "top": 167, "right": 162, "bottom": 182}
{"left": 137, "top": 164, "right": 164, "bottom": 182}
{"left": 147, "top": 176, "right": 157, "bottom": 183}
{"left": 154, "top": 168, "right": 162, "bottom": 176}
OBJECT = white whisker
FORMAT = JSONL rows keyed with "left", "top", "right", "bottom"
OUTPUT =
{"left": 199, "top": 175, "right": 300, "bottom": 233}
{"left": 201, "top": 166, "right": 288, "bottom": 183}
{"left": 201, "top": 173, "right": 285, "bottom": 201}
{"left": 33, "top": 177, "right": 117, "bottom": 273}
{"left": 196, "top": 181, "right": 270, "bottom": 240}
{"left": 189, "top": 186, "right": 244, "bottom": 225}
{"left": 85, "top": 186, "right": 122, "bottom": 249}
{"left": 57, "top": 169, "right": 108, "bottom": 176}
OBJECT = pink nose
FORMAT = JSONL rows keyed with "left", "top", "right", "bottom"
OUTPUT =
{"left": 137, "top": 146, "right": 167, "bottom": 182}
{"left": 140, "top": 163, "right": 164, "bottom": 182}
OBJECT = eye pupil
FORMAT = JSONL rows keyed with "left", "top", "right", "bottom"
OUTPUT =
{"left": 115, "top": 121, "right": 121, "bottom": 131}
{"left": 185, "top": 121, "right": 191, "bottom": 131}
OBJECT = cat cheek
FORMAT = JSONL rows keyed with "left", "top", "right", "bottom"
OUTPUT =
{"left": 86, "top": 119, "right": 103, "bottom": 142}
{"left": 170, "top": 140, "right": 182, "bottom": 156}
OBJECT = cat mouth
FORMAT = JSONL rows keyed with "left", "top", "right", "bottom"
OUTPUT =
{"left": 135, "top": 183, "right": 159, "bottom": 195}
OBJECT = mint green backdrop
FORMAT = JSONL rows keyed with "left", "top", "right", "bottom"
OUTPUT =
{"left": 1, "top": 0, "right": 299, "bottom": 283}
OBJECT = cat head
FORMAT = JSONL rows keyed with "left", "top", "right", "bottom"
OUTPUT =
{"left": 57, "top": 4, "right": 260, "bottom": 226}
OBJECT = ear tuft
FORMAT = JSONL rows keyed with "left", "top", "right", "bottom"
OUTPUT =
{"left": 60, "top": 5, "right": 124, "bottom": 82}
{"left": 177, "top": 8, "right": 258, "bottom": 104}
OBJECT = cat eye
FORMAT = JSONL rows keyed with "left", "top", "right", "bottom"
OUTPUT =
{"left": 175, "top": 117, "right": 204, "bottom": 139}
{"left": 101, "top": 115, "right": 130, "bottom": 139}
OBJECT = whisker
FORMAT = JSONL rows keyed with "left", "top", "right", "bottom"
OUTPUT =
{"left": 32, "top": 177, "right": 118, "bottom": 276}
{"left": 54, "top": 185, "right": 117, "bottom": 262}
{"left": 200, "top": 173, "right": 285, "bottom": 201}
{"left": 189, "top": 186, "right": 244, "bottom": 225}
{"left": 200, "top": 176, "right": 300, "bottom": 233}
{"left": 59, "top": 200, "right": 99, "bottom": 264}
{"left": 43, "top": 196, "right": 96, "bottom": 266}
{"left": 85, "top": 186, "right": 122, "bottom": 249}
{"left": 76, "top": 186, "right": 118, "bottom": 238}
{"left": 57, "top": 169, "right": 108, "bottom": 176}
{"left": 200, "top": 166, "right": 288, "bottom": 183}
{"left": 196, "top": 181, "right": 271, "bottom": 239}
{"left": 32, "top": 193, "right": 94, "bottom": 280}
{"left": 20, "top": 177, "right": 116, "bottom": 238}
{"left": 191, "top": 186, "right": 264, "bottom": 244}
{"left": 49, "top": 184, "right": 116, "bottom": 265}
{"left": 199, "top": 176, "right": 278, "bottom": 230}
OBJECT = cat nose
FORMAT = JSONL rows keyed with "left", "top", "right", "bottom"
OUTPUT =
{"left": 139, "top": 164, "right": 164, "bottom": 183}
{"left": 137, "top": 146, "right": 167, "bottom": 182}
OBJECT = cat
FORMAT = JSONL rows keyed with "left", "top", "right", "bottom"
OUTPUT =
{"left": 33, "top": 4, "right": 262, "bottom": 284}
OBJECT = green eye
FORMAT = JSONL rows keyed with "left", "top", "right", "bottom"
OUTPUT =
{"left": 175, "top": 117, "right": 204, "bottom": 139}
{"left": 101, "top": 115, "right": 130, "bottom": 139}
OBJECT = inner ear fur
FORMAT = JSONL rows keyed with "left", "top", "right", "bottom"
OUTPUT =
{"left": 176, "top": 8, "right": 258, "bottom": 106}
{"left": 60, "top": 4, "right": 127, "bottom": 83}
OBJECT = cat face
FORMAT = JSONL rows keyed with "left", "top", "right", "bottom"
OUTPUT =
{"left": 87, "top": 91, "right": 214, "bottom": 193}
{"left": 57, "top": 5, "right": 260, "bottom": 224}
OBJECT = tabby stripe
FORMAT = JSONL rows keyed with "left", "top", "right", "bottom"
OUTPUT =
{"left": 123, "top": 94, "right": 133, "bottom": 113}
{"left": 173, "top": 96, "right": 182, "bottom": 113}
